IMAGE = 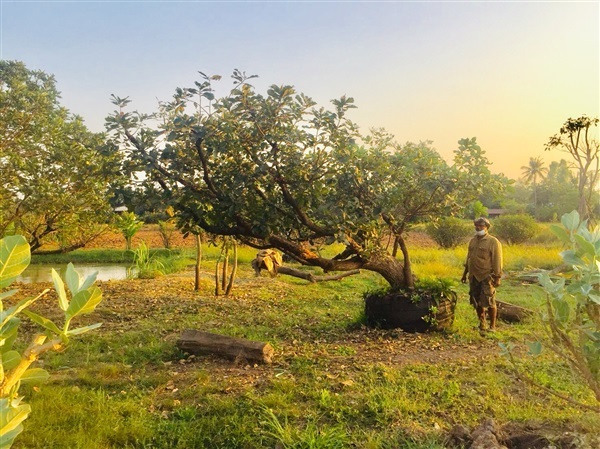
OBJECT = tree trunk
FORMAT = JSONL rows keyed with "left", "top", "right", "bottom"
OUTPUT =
{"left": 266, "top": 235, "right": 409, "bottom": 290}
{"left": 224, "top": 242, "right": 237, "bottom": 296}
{"left": 363, "top": 252, "right": 408, "bottom": 291}
{"left": 214, "top": 258, "right": 221, "bottom": 296}
{"left": 221, "top": 244, "right": 229, "bottom": 290}
{"left": 396, "top": 234, "right": 414, "bottom": 289}
{"left": 194, "top": 233, "right": 202, "bottom": 291}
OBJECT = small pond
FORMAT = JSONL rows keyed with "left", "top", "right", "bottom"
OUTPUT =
{"left": 17, "top": 264, "right": 130, "bottom": 283}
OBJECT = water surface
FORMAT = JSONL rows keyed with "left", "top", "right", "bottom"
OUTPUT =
{"left": 17, "top": 264, "right": 129, "bottom": 283}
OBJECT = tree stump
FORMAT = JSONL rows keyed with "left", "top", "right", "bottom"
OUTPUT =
{"left": 177, "top": 330, "right": 274, "bottom": 364}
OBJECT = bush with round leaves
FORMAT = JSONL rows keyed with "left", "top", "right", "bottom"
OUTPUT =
{"left": 426, "top": 217, "right": 471, "bottom": 248}
{"left": 492, "top": 214, "right": 539, "bottom": 245}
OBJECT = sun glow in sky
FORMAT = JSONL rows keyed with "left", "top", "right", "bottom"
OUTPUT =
{"left": 2, "top": 0, "right": 599, "bottom": 179}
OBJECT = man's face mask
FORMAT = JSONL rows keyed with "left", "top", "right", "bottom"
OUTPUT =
{"left": 474, "top": 224, "right": 487, "bottom": 236}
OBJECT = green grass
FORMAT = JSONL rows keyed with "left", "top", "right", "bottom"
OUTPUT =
{"left": 30, "top": 248, "right": 193, "bottom": 265}
{"left": 10, "top": 242, "right": 600, "bottom": 448}
{"left": 30, "top": 244, "right": 258, "bottom": 268}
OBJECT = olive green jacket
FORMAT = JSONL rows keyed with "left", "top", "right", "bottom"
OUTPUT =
{"left": 464, "top": 233, "right": 503, "bottom": 282}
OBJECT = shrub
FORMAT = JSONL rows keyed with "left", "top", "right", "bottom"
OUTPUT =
{"left": 493, "top": 214, "right": 539, "bottom": 245}
{"left": 501, "top": 211, "right": 600, "bottom": 406}
{"left": 0, "top": 235, "right": 103, "bottom": 447}
{"left": 128, "top": 241, "right": 165, "bottom": 279}
{"left": 426, "top": 217, "right": 471, "bottom": 248}
{"left": 113, "top": 212, "right": 144, "bottom": 251}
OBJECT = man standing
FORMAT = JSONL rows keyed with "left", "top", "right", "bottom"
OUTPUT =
{"left": 461, "top": 217, "right": 503, "bottom": 332}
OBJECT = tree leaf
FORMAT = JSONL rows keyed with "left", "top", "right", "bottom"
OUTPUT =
{"left": 78, "top": 271, "right": 99, "bottom": 293}
{"left": 0, "top": 290, "right": 18, "bottom": 301}
{"left": 549, "top": 225, "right": 570, "bottom": 245}
{"left": 0, "top": 318, "right": 20, "bottom": 353}
{"left": 527, "top": 341, "right": 543, "bottom": 356}
{"left": 0, "top": 236, "right": 30, "bottom": 289}
{"left": 560, "top": 250, "right": 586, "bottom": 268}
{"left": 574, "top": 234, "right": 596, "bottom": 258}
{"left": 588, "top": 293, "right": 600, "bottom": 305}
{"left": 66, "top": 286, "right": 102, "bottom": 320}
{"left": 561, "top": 210, "right": 580, "bottom": 232}
{"left": 51, "top": 269, "right": 68, "bottom": 311}
{"left": 65, "top": 263, "right": 82, "bottom": 295}
{"left": 552, "top": 298, "right": 570, "bottom": 323}
{"left": 22, "top": 310, "right": 62, "bottom": 335}
{"left": 1, "top": 350, "right": 21, "bottom": 370}
{"left": 19, "top": 368, "right": 49, "bottom": 385}
{"left": 66, "top": 323, "right": 103, "bottom": 336}
{"left": 0, "top": 398, "right": 31, "bottom": 449}
{"left": 1, "top": 296, "right": 40, "bottom": 328}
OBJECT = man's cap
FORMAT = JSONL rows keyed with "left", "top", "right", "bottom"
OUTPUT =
{"left": 474, "top": 217, "right": 491, "bottom": 228}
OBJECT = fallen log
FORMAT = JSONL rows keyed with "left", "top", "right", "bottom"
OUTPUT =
{"left": 277, "top": 266, "right": 360, "bottom": 283}
{"left": 497, "top": 300, "right": 534, "bottom": 323}
{"left": 177, "top": 330, "right": 274, "bottom": 364}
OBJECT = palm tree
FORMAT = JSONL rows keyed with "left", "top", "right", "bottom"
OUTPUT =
{"left": 521, "top": 156, "right": 548, "bottom": 210}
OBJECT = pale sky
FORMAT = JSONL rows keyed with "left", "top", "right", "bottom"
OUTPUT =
{"left": 2, "top": 0, "right": 599, "bottom": 179}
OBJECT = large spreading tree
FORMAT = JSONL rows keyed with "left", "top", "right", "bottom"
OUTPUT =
{"left": 107, "top": 71, "right": 505, "bottom": 290}
{"left": 0, "top": 61, "right": 123, "bottom": 252}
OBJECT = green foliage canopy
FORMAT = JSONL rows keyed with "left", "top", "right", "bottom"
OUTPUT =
{"left": 107, "top": 71, "right": 506, "bottom": 289}
{"left": 0, "top": 61, "right": 123, "bottom": 252}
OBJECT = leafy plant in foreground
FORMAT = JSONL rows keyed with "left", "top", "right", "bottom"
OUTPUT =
{"left": 501, "top": 210, "right": 600, "bottom": 408}
{"left": 0, "top": 235, "right": 103, "bottom": 448}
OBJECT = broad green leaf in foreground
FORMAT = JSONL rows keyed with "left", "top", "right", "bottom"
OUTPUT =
{"left": 561, "top": 210, "right": 580, "bottom": 232}
{"left": 51, "top": 269, "right": 68, "bottom": 312}
{"left": 1, "top": 295, "right": 45, "bottom": 329}
{"left": 549, "top": 224, "right": 570, "bottom": 245}
{"left": 66, "top": 323, "right": 103, "bottom": 336}
{"left": 0, "top": 397, "right": 31, "bottom": 449}
{"left": 0, "top": 236, "right": 30, "bottom": 289}
{"left": 22, "top": 310, "right": 62, "bottom": 335}
{"left": 65, "top": 263, "right": 82, "bottom": 295}
{"left": 19, "top": 368, "right": 49, "bottom": 386}
{"left": 0, "top": 351, "right": 21, "bottom": 371}
{"left": 66, "top": 286, "right": 103, "bottom": 320}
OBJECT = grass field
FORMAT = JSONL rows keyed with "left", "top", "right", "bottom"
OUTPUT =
{"left": 9, "top": 235, "right": 599, "bottom": 449}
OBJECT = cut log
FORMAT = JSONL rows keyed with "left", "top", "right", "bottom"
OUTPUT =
{"left": 177, "top": 330, "right": 274, "bottom": 364}
{"left": 497, "top": 300, "right": 534, "bottom": 323}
